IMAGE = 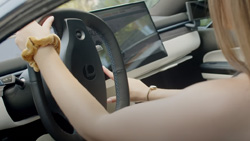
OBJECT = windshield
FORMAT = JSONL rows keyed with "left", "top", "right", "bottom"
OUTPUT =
{"left": 59, "top": 0, "right": 159, "bottom": 11}
{"left": 0, "top": 0, "right": 26, "bottom": 20}
{"left": 0, "top": 0, "right": 68, "bottom": 43}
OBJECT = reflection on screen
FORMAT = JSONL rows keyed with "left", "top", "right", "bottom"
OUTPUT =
{"left": 91, "top": 2, "right": 167, "bottom": 71}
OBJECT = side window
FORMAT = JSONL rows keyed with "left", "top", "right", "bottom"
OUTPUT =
{"left": 198, "top": 0, "right": 212, "bottom": 29}
{"left": 200, "top": 18, "right": 212, "bottom": 29}
{"left": 186, "top": 0, "right": 212, "bottom": 29}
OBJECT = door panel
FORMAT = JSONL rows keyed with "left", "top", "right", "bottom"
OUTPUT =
{"left": 201, "top": 48, "right": 242, "bottom": 79}
{"left": 198, "top": 28, "right": 243, "bottom": 80}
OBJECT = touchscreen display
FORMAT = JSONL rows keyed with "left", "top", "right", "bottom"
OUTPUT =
{"left": 91, "top": 2, "right": 167, "bottom": 71}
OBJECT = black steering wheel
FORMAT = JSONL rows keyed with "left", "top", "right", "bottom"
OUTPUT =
{"left": 28, "top": 9, "right": 129, "bottom": 141}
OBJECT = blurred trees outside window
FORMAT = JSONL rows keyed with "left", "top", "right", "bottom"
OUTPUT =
{"left": 59, "top": 0, "right": 159, "bottom": 11}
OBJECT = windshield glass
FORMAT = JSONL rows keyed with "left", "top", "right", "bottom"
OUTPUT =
{"left": 0, "top": 0, "right": 26, "bottom": 20}
{"left": 59, "top": 0, "right": 159, "bottom": 11}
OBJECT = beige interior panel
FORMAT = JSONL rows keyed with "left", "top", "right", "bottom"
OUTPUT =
{"left": 0, "top": 97, "right": 39, "bottom": 130}
{"left": 202, "top": 48, "right": 242, "bottom": 80}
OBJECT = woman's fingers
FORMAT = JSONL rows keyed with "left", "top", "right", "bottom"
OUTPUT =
{"left": 42, "top": 16, "right": 54, "bottom": 29}
{"left": 107, "top": 96, "right": 117, "bottom": 103}
{"left": 103, "top": 66, "right": 116, "bottom": 103}
{"left": 15, "top": 17, "right": 54, "bottom": 51}
{"left": 102, "top": 66, "right": 114, "bottom": 80}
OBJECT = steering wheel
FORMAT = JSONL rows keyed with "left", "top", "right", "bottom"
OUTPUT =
{"left": 28, "top": 9, "right": 129, "bottom": 141}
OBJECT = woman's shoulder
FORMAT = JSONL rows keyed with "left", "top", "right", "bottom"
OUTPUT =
{"left": 179, "top": 73, "right": 250, "bottom": 111}
{"left": 170, "top": 73, "right": 250, "bottom": 139}
{"left": 183, "top": 73, "right": 250, "bottom": 97}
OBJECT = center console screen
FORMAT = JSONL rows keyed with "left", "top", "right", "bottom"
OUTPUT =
{"left": 91, "top": 2, "right": 167, "bottom": 71}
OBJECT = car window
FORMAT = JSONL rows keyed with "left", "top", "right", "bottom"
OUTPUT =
{"left": 59, "top": 0, "right": 160, "bottom": 11}
{"left": 197, "top": 0, "right": 211, "bottom": 28}
{"left": 0, "top": 0, "right": 26, "bottom": 20}
{"left": 186, "top": 0, "right": 211, "bottom": 29}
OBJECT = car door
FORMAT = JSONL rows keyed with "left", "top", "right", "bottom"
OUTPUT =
{"left": 199, "top": 28, "right": 239, "bottom": 80}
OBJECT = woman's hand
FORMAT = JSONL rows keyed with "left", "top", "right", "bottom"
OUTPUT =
{"left": 15, "top": 16, "right": 54, "bottom": 51}
{"left": 103, "top": 66, "right": 149, "bottom": 103}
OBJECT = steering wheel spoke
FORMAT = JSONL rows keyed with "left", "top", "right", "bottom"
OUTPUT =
{"left": 61, "top": 18, "right": 107, "bottom": 108}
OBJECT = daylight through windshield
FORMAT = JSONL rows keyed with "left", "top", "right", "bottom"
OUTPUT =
{"left": 59, "top": 0, "right": 159, "bottom": 11}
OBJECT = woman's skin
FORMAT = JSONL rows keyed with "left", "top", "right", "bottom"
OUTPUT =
{"left": 15, "top": 11, "right": 250, "bottom": 141}
{"left": 103, "top": 66, "right": 180, "bottom": 103}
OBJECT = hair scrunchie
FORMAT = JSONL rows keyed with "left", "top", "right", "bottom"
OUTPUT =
{"left": 21, "top": 34, "right": 60, "bottom": 72}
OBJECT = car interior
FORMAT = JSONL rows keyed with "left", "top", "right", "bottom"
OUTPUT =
{"left": 0, "top": 0, "right": 238, "bottom": 140}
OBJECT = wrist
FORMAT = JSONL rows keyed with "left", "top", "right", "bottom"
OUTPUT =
{"left": 34, "top": 45, "right": 55, "bottom": 58}
{"left": 22, "top": 34, "right": 60, "bottom": 72}
{"left": 34, "top": 46, "right": 57, "bottom": 65}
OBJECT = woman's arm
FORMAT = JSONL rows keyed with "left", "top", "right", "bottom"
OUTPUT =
{"left": 103, "top": 66, "right": 181, "bottom": 103}
{"left": 35, "top": 46, "right": 108, "bottom": 140}
{"left": 147, "top": 88, "right": 180, "bottom": 101}
{"left": 15, "top": 18, "right": 108, "bottom": 139}
{"left": 33, "top": 48, "right": 243, "bottom": 140}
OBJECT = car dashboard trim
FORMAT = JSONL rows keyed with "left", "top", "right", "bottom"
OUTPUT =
{"left": 0, "top": 97, "right": 39, "bottom": 130}
{"left": 127, "top": 31, "right": 200, "bottom": 79}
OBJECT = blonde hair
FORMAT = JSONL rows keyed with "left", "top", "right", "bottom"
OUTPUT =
{"left": 209, "top": 0, "right": 250, "bottom": 76}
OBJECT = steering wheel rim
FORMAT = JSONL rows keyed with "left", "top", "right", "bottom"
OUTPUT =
{"left": 28, "top": 9, "right": 129, "bottom": 141}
